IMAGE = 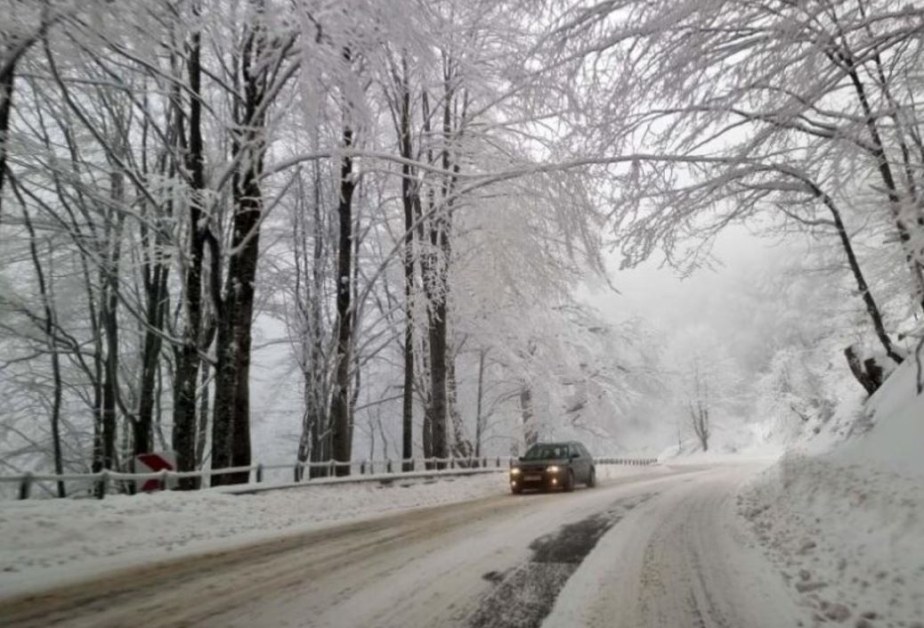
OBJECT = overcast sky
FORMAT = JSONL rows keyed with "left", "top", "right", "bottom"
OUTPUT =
{"left": 582, "top": 226, "right": 785, "bottom": 334}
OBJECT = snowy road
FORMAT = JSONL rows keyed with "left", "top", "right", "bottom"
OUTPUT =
{"left": 0, "top": 463, "right": 801, "bottom": 628}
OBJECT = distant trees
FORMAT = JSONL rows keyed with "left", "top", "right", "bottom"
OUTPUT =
{"left": 688, "top": 364, "right": 710, "bottom": 453}
{"left": 657, "top": 323, "right": 744, "bottom": 453}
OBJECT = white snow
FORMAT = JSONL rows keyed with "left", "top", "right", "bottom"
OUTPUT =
{"left": 657, "top": 447, "right": 783, "bottom": 466}
{"left": 0, "top": 472, "right": 506, "bottom": 597}
{"left": 739, "top": 360, "right": 924, "bottom": 626}
{"left": 544, "top": 462, "right": 803, "bottom": 627}
{"left": 829, "top": 358, "right": 924, "bottom": 477}
{"left": 0, "top": 464, "right": 658, "bottom": 599}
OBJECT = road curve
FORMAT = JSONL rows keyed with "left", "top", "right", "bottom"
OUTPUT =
{"left": 0, "top": 464, "right": 797, "bottom": 628}
{"left": 545, "top": 464, "right": 802, "bottom": 628}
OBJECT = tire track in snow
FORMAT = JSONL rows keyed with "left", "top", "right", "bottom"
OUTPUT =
{"left": 469, "top": 493, "right": 655, "bottom": 628}
{"left": 543, "top": 464, "right": 806, "bottom": 628}
{"left": 0, "top": 494, "right": 522, "bottom": 627}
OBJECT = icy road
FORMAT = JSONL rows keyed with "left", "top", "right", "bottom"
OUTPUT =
{"left": 0, "top": 464, "right": 801, "bottom": 628}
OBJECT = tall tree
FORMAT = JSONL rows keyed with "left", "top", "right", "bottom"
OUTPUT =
{"left": 328, "top": 48, "right": 357, "bottom": 476}
{"left": 211, "top": 2, "right": 277, "bottom": 484}
{"left": 173, "top": 21, "right": 207, "bottom": 486}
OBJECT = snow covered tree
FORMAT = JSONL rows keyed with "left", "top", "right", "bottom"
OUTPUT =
{"left": 542, "top": 0, "right": 924, "bottom": 390}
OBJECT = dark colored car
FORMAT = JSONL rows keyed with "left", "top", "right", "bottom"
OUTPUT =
{"left": 509, "top": 441, "right": 596, "bottom": 494}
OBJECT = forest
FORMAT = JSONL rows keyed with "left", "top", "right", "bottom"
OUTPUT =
{"left": 1, "top": 0, "right": 922, "bottom": 491}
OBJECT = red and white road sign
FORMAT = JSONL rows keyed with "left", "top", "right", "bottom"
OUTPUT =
{"left": 134, "top": 451, "right": 177, "bottom": 492}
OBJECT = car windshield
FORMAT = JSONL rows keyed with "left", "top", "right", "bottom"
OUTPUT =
{"left": 522, "top": 445, "right": 568, "bottom": 460}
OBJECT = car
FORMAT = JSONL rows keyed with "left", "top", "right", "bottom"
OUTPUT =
{"left": 509, "top": 441, "right": 596, "bottom": 494}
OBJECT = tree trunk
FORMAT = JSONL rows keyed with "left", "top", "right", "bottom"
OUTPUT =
{"left": 401, "top": 305, "right": 415, "bottom": 470}
{"left": 195, "top": 352, "right": 210, "bottom": 468}
{"left": 294, "top": 156, "right": 330, "bottom": 476}
{"left": 173, "top": 31, "right": 206, "bottom": 489}
{"left": 807, "top": 182, "right": 904, "bottom": 366}
{"left": 348, "top": 194, "right": 362, "bottom": 452}
{"left": 428, "top": 296, "right": 449, "bottom": 467}
{"left": 844, "top": 345, "right": 885, "bottom": 396}
{"left": 308, "top": 397, "right": 329, "bottom": 479}
{"left": 690, "top": 402, "right": 710, "bottom": 452}
{"left": 689, "top": 361, "right": 710, "bottom": 451}
{"left": 307, "top": 174, "right": 330, "bottom": 479}
{"left": 520, "top": 387, "right": 536, "bottom": 448}
{"left": 100, "top": 296, "right": 118, "bottom": 475}
{"left": 297, "top": 381, "right": 313, "bottom": 465}
{"left": 91, "top": 356, "right": 104, "bottom": 482}
{"left": 21, "top": 205, "right": 65, "bottom": 497}
{"left": 303, "top": 291, "right": 329, "bottom": 478}
{"left": 421, "top": 163, "right": 451, "bottom": 470}
{"left": 422, "top": 403, "right": 434, "bottom": 465}
{"left": 425, "top": 239, "right": 452, "bottom": 468}
{"left": 328, "top": 112, "right": 355, "bottom": 477}
{"left": 211, "top": 137, "right": 261, "bottom": 486}
{"left": 136, "top": 259, "right": 168, "bottom": 456}
{"left": 915, "top": 338, "right": 924, "bottom": 395}
{"left": 99, "top": 177, "right": 126, "bottom": 482}
{"left": 211, "top": 306, "right": 234, "bottom": 481}
{"left": 0, "top": 56, "right": 14, "bottom": 226}
{"left": 398, "top": 56, "right": 416, "bottom": 472}
{"left": 474, "top": 349, "right": 486, "bottom": 459}
{"left": 210, "top": 12, "right": 267, "bottom": 486}
{"left": 447, "top": 349, "right": 468, "bottom": 459}
{"left": 419, "top": 331, "right": 433, "bottom": 467}
{"left": 422, "top": 65, "right": 464, "bottom": 469}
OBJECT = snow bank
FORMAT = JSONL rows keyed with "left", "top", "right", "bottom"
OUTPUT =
{"left": 656, "top": 434, "right": 784, "bottom": 464}
{"left": 830, "top": 355, "right": 924, "bottom": 477}
{"left": 740, "top": 360, "right": 924, "bottom": 626}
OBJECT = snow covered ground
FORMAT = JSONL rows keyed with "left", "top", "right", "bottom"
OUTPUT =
{"left": 0, "top": 463, "right": 653, "bottom": 599}
{"left": 0, "top": 471, "right": 504, "bottom": 597}
{"left": 0, "top": 463, "right": 734, "bottom": 628}
{"left": 544, "top": 462, "right": 802, "bottom": 628}
{"left": 739, "top": 360, "right": 924, "bottom": 626}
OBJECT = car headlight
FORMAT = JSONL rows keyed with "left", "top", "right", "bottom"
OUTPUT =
{"left": 547, "top": 465, "right": 560, "bottom": 473}
{"left": 510, "top": 467, "right": 521, "bottom": 475}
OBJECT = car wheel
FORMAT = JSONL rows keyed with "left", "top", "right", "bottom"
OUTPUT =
{"left": 564, "top": 470, "right": 575, "bottom": 492}
{"left": 587, "top": 467, "right": 596, "bottom": 488}
{"left": 511, "top": 486, "right": 522, "bottom": 495}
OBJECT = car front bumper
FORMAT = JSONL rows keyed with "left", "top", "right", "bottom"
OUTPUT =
{"left": 509, "top": 468, "right": 565, "bottom": 490}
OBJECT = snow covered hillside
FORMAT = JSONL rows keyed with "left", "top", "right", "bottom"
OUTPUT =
{"left": 739, "top": 361, "right": 924, "bottom": 626}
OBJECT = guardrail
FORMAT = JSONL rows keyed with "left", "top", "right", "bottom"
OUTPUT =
{"left": 594, "top": 457, "right": 658, "bottom": 466}
{"left": 1, "top": 456, "right": 658, "bottom": 500}
{"left": 1, "top": 456, "right": 508, "bottom": 500}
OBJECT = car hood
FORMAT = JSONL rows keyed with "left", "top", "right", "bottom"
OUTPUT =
{"left": 513, "top": 458, "right": 569, "bottom": 469}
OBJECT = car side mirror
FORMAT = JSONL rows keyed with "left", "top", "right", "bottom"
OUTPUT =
{"left": 570, "top": 452, "right": 580, "bottom": 459}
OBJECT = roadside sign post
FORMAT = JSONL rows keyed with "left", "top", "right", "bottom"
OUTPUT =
{"left": 134, "top": 451, "right": 177, "bottom": 492}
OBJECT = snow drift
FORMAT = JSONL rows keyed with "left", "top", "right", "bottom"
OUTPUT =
{"left": 740, "top": 359, "right": 924, "bottom": 625}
